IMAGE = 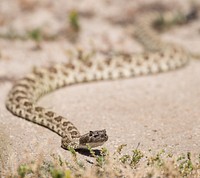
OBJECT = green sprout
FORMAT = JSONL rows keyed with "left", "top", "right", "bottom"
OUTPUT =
{"left": 28, "top": 28, "right": 42, "bottom": 42}
{"left": 69, "top": 10, "right": 80, "bottom": 32}
{"left": 27, "top": 28, "right": 43, "bottom": 49}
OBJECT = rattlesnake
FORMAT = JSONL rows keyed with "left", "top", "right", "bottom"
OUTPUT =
{"left": 5, "top": 12, "right": 194, "bottom": 150}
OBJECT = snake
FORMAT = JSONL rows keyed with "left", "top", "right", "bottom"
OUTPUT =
{"left": 5, "top": 11, "right": 194, "bottom": 150}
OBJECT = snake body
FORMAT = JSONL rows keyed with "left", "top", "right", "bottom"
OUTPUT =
{"left": 5, "top": 12, "right": 190, "bottom": 149}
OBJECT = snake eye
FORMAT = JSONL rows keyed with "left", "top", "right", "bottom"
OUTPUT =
{"left": 89, "top": 131, "right": 93, "bottom": 136}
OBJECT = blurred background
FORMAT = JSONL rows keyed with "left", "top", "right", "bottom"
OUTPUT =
{"left": 0, "top": 0, "right": 199, "bottom": 71}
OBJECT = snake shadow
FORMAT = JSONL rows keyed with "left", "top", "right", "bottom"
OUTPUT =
{"left": 76, "top": 149, "right": 101, "bottom": 157}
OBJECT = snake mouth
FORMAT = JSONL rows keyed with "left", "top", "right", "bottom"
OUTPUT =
{"left": 78, "top": 141, "right": 107, "bottom": 150}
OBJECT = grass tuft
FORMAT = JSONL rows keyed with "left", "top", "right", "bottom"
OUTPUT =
{"left": 2, "top": 146, "right": 200, "bottom": 178}
{"left": 17, "top": 164, "right": 32, "bottom": 178}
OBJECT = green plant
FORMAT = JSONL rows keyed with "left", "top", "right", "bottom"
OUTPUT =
{"left": 28, "top": 28, "right": 42, "bottom": 42}
{"left": 69, "top": 10, "right": 80, "bottom": 32}
{"left": 177, "top": 152, "right": 194, "bottom": 176}
{"left": 17, "top": 164, "right": 32, "bottom": 178}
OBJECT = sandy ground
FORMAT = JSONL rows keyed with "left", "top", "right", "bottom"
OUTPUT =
{"left": 0, "top": 0, "right": 200, "bottom": 174}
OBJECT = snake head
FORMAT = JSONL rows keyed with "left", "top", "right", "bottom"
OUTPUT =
{"left": 78, "top": 129, "right": 108, "bottom": 149}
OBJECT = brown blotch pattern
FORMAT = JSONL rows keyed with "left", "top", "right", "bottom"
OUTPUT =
{"left": 61, "top": 132, "right": 65, "bottom": 137}
{"left": 61, "top": 69, "right": 69, "bottom": 76}
{"left": 45, "top": 111, "right": 54, "bottom": 117}
{"left": 61, "top": 127, "right": 66, "bottom": 131}
{"left": 124, "top": 56, "right": 132, "bottom": 63}
{"left": 47, "top": 118, "right": 53, "bottom": 123}
{"left": 23, "top": 77, "right": 36, "bottom": 84}
{"left": 26, "top": 108, "right": 32, "bottom": 113}
{"left": 65, "top": 63, "right": 75, "bottom": 70}
{"left": 33, "top": 70, "right": 44, "bottom": 78}
{"left": 63, "top": 121, "right": 70, "bottom": 126}
{"left": 48, "top": 67, "right": 57, "bottom": 73}
{"left": 49, "top": 75, "right": 54, "bottom": 81}
{"left": 35, "top": 107, "right": 43, "bottom": 112}
{"left": 19, "top": 110, "right": 22, "bottom": 116}
{"left": 16, "top": 96, "right": 27, "bottom": 102}
{"left": 71, "top": 131, "right": 78, "bottom": 136}
{"left": 121, "top": 53, "right": 130, "bottom": 58}
{"left": 8, "top": 98, "right": 13, "bottom": 102}
{"left": 85, "top": 61, "right": 93, "bottom": 67}
{"left": 68, "top": 126, "right": 74, "bottom": 131}
{"left": 32, "top": 116, "right": 36, "bottom": 121}
{"left": 24, "top": 101, "right": 32, "bottom": 107}
{"left": 159, "top": 52, "right": 164, "bottom": 57}
{"left": 54, "top": 116, "right": 62, "bottom": 122}
{"left": 105, "top": 58, "right": 112, "bottom": 65}
{"left": 12, "top": 90, "right": 27, "bottom": 96}
{"left": 144, "top": 54, "right": 149, "bottom": 60}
